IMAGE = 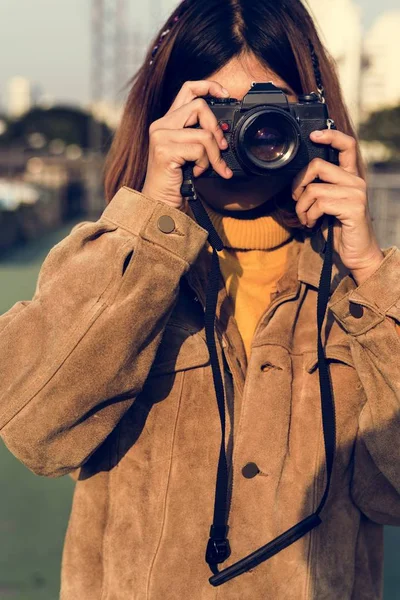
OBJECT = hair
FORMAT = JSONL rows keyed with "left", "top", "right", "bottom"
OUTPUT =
{"left": 103, "top": 0, "right": 366, "bottom": 232}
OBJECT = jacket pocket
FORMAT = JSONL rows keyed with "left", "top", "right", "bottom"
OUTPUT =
{"left": 304, "top": 344, "right": 355, "bottom": 374}
{"left": 148, "top": 321, "right": 210, "bottom": 376}
{"left": 303, "top": 344, "right": 366, "bottom": 491}
{"left": 116, "top": 323, "right": 211, "bottom": 466}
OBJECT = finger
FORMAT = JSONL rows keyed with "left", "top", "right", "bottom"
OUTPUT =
{"left": 161, "top": 140, "right": 210, "bottom": 177}
{"left": 164, "top": 128, "right": 232, "bottom": 179}
{"left": 175, "top": 142, "right": 210, "bottom": 177}
{"left": 295, "top": 184, "right": 365, "bottom": 227}
{"left": 292, "top": 157, "right": 365, "bottom": 202}
{"left": 163, "top": 97, "right": 228, "bottom": 150}
{"left": 167, "top": 80, "right": 229, "bottom": 114}
{"left": 309, "top": 129, "right": 359, "bottom": 176}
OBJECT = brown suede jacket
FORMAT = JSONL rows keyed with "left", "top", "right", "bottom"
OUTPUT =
{"left": 1, "top": 186, "right": 400, "bottom": 600}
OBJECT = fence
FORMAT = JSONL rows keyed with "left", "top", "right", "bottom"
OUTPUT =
{"left": 368, "top": 173, "right": 400, "bottom": 248}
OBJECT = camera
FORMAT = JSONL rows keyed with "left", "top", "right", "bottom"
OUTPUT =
{"left": 181, "top": 82, "right": 339, "bottom": 191}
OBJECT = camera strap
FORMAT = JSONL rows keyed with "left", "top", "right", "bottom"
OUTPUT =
{"left": 182, "top": 171, "right": 336, "bottom": 587}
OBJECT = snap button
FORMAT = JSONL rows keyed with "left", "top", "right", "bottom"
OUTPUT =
{"left": 241, "top": 462, "right": 260, "bottom": 479}
{"left": 349, "top": 302, "right": 364, "bottom": 319}
{"left": 158, "top": 215, "right": 175, "bottom": 233}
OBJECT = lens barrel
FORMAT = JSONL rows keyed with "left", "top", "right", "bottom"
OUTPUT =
{"left": 235, "top": 107, "right": 301, "bottom": 172}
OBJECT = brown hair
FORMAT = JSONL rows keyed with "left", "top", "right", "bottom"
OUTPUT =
{"left": 103, "top": 0, "right": 366, "bottom": 232}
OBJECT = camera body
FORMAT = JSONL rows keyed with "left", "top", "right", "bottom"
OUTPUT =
{"left": 181, "top": 82, "right": 339, "bottom": 189}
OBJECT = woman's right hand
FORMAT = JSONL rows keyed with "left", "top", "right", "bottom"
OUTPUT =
{"left": 141, "top": 80, "right": 234, "bottom": 211}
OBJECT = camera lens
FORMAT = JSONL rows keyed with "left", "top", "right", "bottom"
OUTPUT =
{"left": 247, "top": 124, "right": 286, "bottom": 162}
{"left": 236, "top": 108, "right": 300, "bottom": 172}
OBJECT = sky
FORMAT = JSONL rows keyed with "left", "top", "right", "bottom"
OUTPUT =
{"left": 0, "top": 0, "right": 398, "bottom": 110}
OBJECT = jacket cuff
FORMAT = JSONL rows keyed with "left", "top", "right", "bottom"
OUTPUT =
{"left": 101, "top": 186, "right": 209, "bottom": 265}
{"left": 327, "top": 246, "right": 400, "bottom": 335}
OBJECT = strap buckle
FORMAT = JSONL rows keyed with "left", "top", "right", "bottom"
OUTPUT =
{"left": 205, "top": 537, "right": 231, "bottom": 565}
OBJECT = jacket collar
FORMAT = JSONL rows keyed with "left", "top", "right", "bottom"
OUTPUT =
{"left": 185, "top": 208, "right": 347, "bottom": 301}
{"left": 297, "top": 218, "right": 351, "bottom": 291}
{"left": 184, "top": 211, "right": 350, "bottom": 384}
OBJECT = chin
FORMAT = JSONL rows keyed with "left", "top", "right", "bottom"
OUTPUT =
{"left": 195, "top": 174, "right": 285, "bottom": 211}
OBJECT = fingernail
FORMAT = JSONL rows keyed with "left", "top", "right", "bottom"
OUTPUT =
{"left": 222, "top": 88, "right": 230, "bottom": 96}
{"left": 221, "top": 138, "right": 228, "bottom": 148}
{"left": 225, "top": 167, "right": 233, "bottom": 176}
{"left": 311, "top": 130, "right": 324, "bottom": 138}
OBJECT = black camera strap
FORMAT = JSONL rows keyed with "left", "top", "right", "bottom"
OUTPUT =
{"left": 182, "top": 170, "right": 336, "bottom": 587}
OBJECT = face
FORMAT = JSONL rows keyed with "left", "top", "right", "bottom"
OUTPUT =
{"left": 194, "top": 52, "right": 298, "bottom": 212}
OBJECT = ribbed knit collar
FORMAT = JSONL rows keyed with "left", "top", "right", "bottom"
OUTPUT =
{"left": 200, "top": 198, "right": 294, "bottom": 251}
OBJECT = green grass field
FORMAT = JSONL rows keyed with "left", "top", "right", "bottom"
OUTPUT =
{"left": 0, "top": 218, "right": 399, "bottom": 599}
{"left": 0, "top": 220, "right": 82, "bottom": 600}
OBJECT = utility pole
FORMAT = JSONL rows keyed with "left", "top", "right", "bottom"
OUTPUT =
{"left": 88, "top": 0, "right": 129, "bottom": 215}
{"left": 90, "top": 0, "right": 104, "bottom": 154}
{"left": 90, "top": 0, "right": 129, "bottom": 145}
{"left": 150, "top": 0, "right": 166, "bottom": 30}
{"left": 115, "top": 0, "right": 129, "bottom": 101}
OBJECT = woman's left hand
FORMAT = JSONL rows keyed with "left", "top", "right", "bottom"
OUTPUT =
{"left": 291, "top": 128, "right": 385, "bottom": 286}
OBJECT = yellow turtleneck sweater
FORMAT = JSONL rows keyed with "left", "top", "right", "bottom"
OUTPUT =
{"left": 201, "top": 200, "right": 296, "bottom": 362}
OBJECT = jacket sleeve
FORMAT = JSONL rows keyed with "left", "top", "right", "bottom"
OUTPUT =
{"left": 327, "top": 245, "right": 400, "bottom": 525}
{"left": 0, "top": 186, "right": 208, "bottom": 478}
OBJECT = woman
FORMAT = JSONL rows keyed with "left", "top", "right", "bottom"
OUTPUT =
{"left": 1, "top": 0, "right": 399, "bottom": 598}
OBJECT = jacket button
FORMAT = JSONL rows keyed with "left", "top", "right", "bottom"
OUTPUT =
{"left": 241, "top": 462, "right": 260, "bottom": 479}
{"left": 158, "top": 215, "right": 175, "bottom": 233}
{"left": 349, "top": 302, "right": 364, "bottom": 319}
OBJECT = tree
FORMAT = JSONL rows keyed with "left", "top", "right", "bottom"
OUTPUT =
{"left": 0, "top": 106, "right": 112, "bottom": 152}
{"left": 359, "top": 105, "right": 400, "bottom": 158}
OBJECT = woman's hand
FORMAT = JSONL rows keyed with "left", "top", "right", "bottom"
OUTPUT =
{"left": 141, "top": 80, "right": 233, "bottom": 211}
{"left": 291, "top": 129, "right": 384, "bottom": 286}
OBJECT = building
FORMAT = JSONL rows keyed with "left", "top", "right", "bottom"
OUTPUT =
{"left": 6, "top": 76, "right": 33, "bottom": 119}
{"left": 305, "top": 0, "right": 363, "bottom": 128}
{"left": 86, "top": 99, "right": 123, "bottom": 130}
{"left": 360, "top": 10, "right": 400, "bottom": 121}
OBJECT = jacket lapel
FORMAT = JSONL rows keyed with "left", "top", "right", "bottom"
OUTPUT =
{"left": 183, "top": 212, "right": 348, "bottom": 382}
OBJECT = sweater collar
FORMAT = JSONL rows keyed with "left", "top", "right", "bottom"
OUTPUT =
{"left": 200, "top": 198, "right": 293, "bottom": 251}
{"left": 185, "top": 200, "right": 348, "bottom": 293}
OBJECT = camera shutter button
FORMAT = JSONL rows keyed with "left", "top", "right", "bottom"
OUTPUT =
{"left": 220, "top": 121, "right": 230, "bottom": 132}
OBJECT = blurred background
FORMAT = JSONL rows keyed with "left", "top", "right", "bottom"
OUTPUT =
{"left": 0, "top": 0, "right": 399, "bottom": 598}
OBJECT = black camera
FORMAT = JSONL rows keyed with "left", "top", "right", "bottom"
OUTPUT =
{"left": 181, "top": 82, "right": 339, "bottom": 191}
